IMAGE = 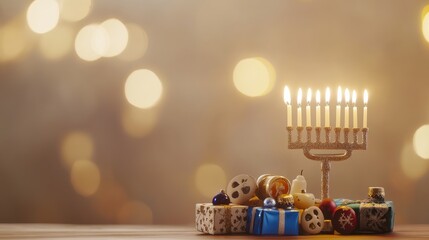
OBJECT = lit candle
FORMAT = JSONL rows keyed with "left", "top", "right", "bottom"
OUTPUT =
{"left": 284, "top": 86, "right": 292, "bottom": 127}
{"left": 363, "top": 89, "right": 368, "bottom": 128}
{"left": 344, "top": 88, "right": 350, "bottom": 128}
{"left": 352, "top": 90, "right": 357, "bottom": 128}
{"left": 297, "top": 88, "right": 303, "bottom": 127}
{"left": 336, "top": 86, "right": 342, "bottom": 128}
{"left": 325, "top": 87, "right": 330, "bottom": 127}
{"left": 316, "top": 90, "right": 321, "bottom": 127}
{"left": 306, "top": 88, "right": 312, "bottom": 127}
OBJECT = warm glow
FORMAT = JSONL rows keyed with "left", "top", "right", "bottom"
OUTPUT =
{"left": 74, "top": 24, "right": 101, "bottom": 61}
{"left": 117, "top": 200, "right": 153, "bottom": 224}
{"left": 195, "top": 164, "right": 226, "bottom": 198}
{"left": 325, "top": 87, "right": 330, "bottom": 104}
{"left": 233, "top": 57, "right": 276, "bottom": 97}
{"left": 70, "top": 160, "right": 101, "bottom": 197}
{"left": 125, "top": 69, "right": 163, "bottom": 109}
{"left": 344, "top": 88, "right": 350, "bottom": 104}
{"left": 58, "top": 0, "right": 92, "bottom": 22}
{"left": 413, "top": 125, "right": 429, "bottom": 159}
{"left": 119, "top": 23, "right": 149, "bottom": 61}
{"left": 61, "top": 131, "right": 94, "bottom": 168}
{"left": 99, "top": 18, "right": 129, "bottom": 57}
{"left": 306, "top": 88, "right": 312, "bottom": 104}
{"left": 316, "top": 90, "right": 321, "bottom": 104}
{"left": 297, "top": 88, "right": 302, "bottom": 105}
{"left": 422, "top": 7, "right": 429, "bottom": 43}
{"left": 122, "top": 105, "right": 158, "bottom": 138}
{"left": 90, "top": 25, "right": 109, "bottom": 57}
{"left": 39, "top": 25, "right": 73, "bottom": 60}
{"left": 337, "top": 86, "right": 342, "bottom": 103}
{"left": 401, "top": 143, "right": 428, "bottom": 180}
{"left": 352, "top": 90, "right": 357, "bottom": 105}
{"left": 364, "top": 89, "right": 368, "bottom": 105}
{"left": 283, "top": 86, "right": 291, "bottom": 105}
{"left": 0, "top": 17, "right": 31, "bottom": 62}
{"left": 27, "top": 0, "right": 60, "bottom": 34}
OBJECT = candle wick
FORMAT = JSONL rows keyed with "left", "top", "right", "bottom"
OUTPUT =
{"left": 300, "top": 169, "right": 303, "bottom": 175}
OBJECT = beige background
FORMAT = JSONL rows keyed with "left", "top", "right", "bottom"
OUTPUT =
{"left": 0, "top": 0, "right": 429, "bottom": 224}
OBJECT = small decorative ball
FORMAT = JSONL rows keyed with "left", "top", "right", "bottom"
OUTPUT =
{"left": 301, "top": 206, "right": 324, "bottom": 234}
{"left": 318, "top": 198, "right": 337, "bottom": 220}
{"left": 226, "top": 174, "right": 257, "bottom": 204}
{"left": 212, "top": 189, "right": 231, "bottom": 205}
{"left": 277, "top": 194, "right": 294, "bottom": 209}
{"left": 263, "top": 197, "right": 276, "bottom": 208}
{"left": 332, "top": 206, "right": 357, "bottom": 234}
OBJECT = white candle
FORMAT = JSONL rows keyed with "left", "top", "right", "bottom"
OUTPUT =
{"left": 297, "top": 88, "right": 302, "bottom": 127}
{"left": 284, "top": 86, "right": 292, "bottom": 127}
{"left": 316, "top": 90, "right": 321, "bottom": 127}
{"left": 336, "top": 86, "right": 342, "bottom": 128}
{"left": 306, "top": 88, "right": 312, "bottom": 127}
{"left": 363, "top": 89, "right": 368, "bottom": 128}
{"left": 344, "top": 88, "right": 350, "bottom": 128}
{"left": 352, "top": 90, "right": 357, "bottom": 128}
{"left": 290, "top": 170, "right": 307, "bottom": 194}
{"left": 325, "top": 87, "right": 330, "bottom": 127}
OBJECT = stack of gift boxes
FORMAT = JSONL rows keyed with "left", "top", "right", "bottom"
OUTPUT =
{"left": 195, "top": 173, "right": 394, "bottom": 235}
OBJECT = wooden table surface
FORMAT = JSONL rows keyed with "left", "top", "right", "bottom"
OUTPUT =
{"left": 0, "top": 224, "right": 427, "bottom": 239}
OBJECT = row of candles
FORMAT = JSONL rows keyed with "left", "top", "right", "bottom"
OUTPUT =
{"left": 283, "top": 86, "right": 368, "bottom": 129}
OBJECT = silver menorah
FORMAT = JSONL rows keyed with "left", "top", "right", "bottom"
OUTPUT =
{"left": 284, "top": 87, "right": 369, "bottom": 199}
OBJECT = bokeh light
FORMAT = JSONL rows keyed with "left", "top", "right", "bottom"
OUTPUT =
{"left": 195, "top": 163, "right": 227, "bottom": 198}
{"left": 70, "top": 160, "right": 101, "bottom": 197}
{"left": 233, "top": 57, "right": 276, "bottom": 97}
{"left": 60, "top": 131, "right": 94, "bottom": 168}
{"left": 413, "top": 125, "right": 429, "bottom": 159}
{"left": 121, "top": 105, "right": 158, "bottom": 138}
{"left": 26, "top": 0, "right": 60, "bottom": 34}
{"left": 0, "top": 17, "right": 32, "bottom": 62}
{"left": 124, "top": 69, "right": 163, "bottom": 109}
{"left": 74, "top": 24, "right": 102, "bottom": 61}
{"left": 118, "top": 23, "right": 149, "bottom": 61}
{"left": 99, "top": 18, "right": 129, "bottom": 57}
{"left": 422, "top": 5, "right": 429, "bottom": 43}
{"left": 90, "top": 25, "right": 109, "bottom": 57}
{"left": 39, "top": 25, "right": 73, "bottom": 60}
{"left": 117, "top": 200, "right": 153, "bottom": 224}
{"left": 401, "top": 142, "right": 429, "bottom": 180}
{"left": 58, "top": 0, "right": 92, "bottom": 22}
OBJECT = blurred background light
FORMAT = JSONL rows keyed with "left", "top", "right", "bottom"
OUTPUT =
{"left": 99, "top": 18, "right": 129, "bottom": 57}
{"left": 121, "top": 105, "right": 158, "bottom": 138}
{"left": 26, "top": 0, "right": 60, "bottom": 34}
{"left": 422, "top": 5, "right": 429, "bottom": 43}
{"left": 413, "top": 125, "right": 429, "bottom": 159}
{"left": 70, "top": 160, "right": 101, "bottom": 197}
{"left": 38, "top": 24, "right": 73, "bottom": 60}
{"left": 233, "top": 57, "right": 276, "bottom": 97}
{"left": 118, "top": 23, "right": 148, "bottom": 61}
{"left": 195, "top": 163, "right": 227, "bottom": 198}
{"left": 0, "top": 16, "right": 33, "bottom": 62}
{"left": 124, "top": 69, "right": 163, "bottom": 109}
{"left": 60, "top": 131, "right": 94, "bottom": 168}
{"left": 90, "top": 24, "right": 110, "bottom": 57}
{"left": 401, "top": 142, "right": 429, "bottom": 180}
{"left": 74, "top": 24, "right": 102, "bottom": 61}
{"left": 117, "top": 200, "right": 153, "bottom": 224}
{"left": 58, "top": 0, "right": 92, "bottom": 22}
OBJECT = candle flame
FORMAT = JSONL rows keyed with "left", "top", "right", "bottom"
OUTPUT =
{"left": 316, "top": 90, "right": 321, "bottom": 104}
{"left": 364, "top": 89, "right": 368, "bottom": 105}
{"left": 337, "top": 86, "right": 342, "bottom": 104}
{"left": 325, "top": 87, "right": 330, "bottom": 104}
{"left": 345, "top": 88, "right": 350, "bottom": 104}
{"left": 297, "top": 88, "right": 302, "bottom": 105}
{"left": 283, "top": 85, "right": 291, "bottom": 105}
{"left": 352, "top": 90, "right": 357, "bottom": 105}
{"left": 306, "top": 88, "right": 312, "bottom": 104}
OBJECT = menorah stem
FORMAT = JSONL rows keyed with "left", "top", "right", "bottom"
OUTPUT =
{"left": 321, "top": 160, "right": 331, "bottom": 199}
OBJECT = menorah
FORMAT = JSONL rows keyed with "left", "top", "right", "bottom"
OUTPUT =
{"left": 284, "top": 87, "right": 368, "bottom": 199}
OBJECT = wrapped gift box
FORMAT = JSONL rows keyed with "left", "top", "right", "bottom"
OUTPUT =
{"left": 246, "top": 207, "right": 299, "bottom": 235}
{"left": 334, "top": 199, "right": 394, "bottom": 233}
{"left": 195, "top": 203, "right": 248, "bottom": 235}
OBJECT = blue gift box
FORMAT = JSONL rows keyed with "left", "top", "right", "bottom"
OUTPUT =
{"left": 246, "top": 207, "right": 299, "bottom": 235}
